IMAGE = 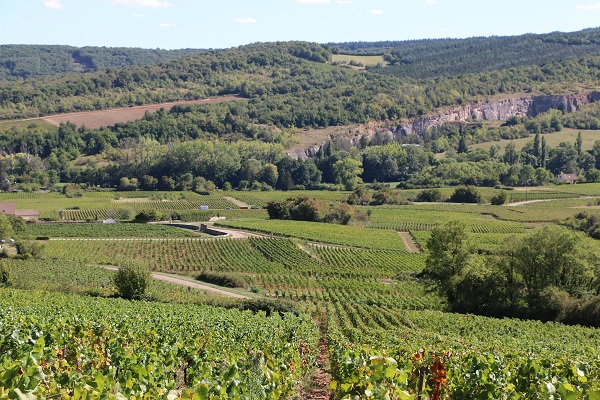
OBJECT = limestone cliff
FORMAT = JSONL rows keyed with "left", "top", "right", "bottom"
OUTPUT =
{"left": 397, "top": 91, "right": 600, "bottom": 137}
{"left": 290, "top": 91, "right": 600, "bottom": 159}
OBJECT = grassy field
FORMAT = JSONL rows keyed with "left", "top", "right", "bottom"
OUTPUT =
{"left": 471, "top": 127, "right": 600, "bottom": 152}
{"left": 0, "top": 118, "right": 53, "bottom": 132}
{"left": 331, "top": 54, "right": 387, "bottom": 66}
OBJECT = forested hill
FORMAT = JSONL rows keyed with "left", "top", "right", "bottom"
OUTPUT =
{"left": 0, "top": 45, "right": 207, "bottom": 80}
{"left": 330, "top": 28, "right": 600, "bottom": 78}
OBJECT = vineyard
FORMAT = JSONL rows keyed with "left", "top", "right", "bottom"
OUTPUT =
{"left": 22, "top": 223, "right": 205, "bottom": 238}
{"left": 3, "top": 258, "right": 232, "bottom": 304}
{"left": 0, "top": 289, "right": 318, "bottom": 398}
{"left": 42, "top": 237, "right": 424, "bottom": 279}
{"left": 2, "top": 184, "right": 600, "bottom": 398}
{"left": 326, "top": 312, "right": 600, "bottom": 398}
{"left": 3, "top": 191, "right": 239, "bottom": 221}
{"left": 216, "top": 219, "right": 409, "bottom": 250}
{"left": 224, "top": 190, "right": 350, "bottom": 208}
{"left": 367, "top": 207, "right": 529, "bottom": 233}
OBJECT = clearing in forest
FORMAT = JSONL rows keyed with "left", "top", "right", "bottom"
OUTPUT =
{"left": 41, "top": 96, "right": 242, "bottom": 129}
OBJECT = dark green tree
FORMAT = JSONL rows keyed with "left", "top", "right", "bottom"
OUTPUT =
{"left": 533, "top": 133, "right": 541, "bottom": 159}
{"left": 576, "top": 131, "right": 583, "bottom": 156}
{"left": 540, "top": 136, "right": 547, "bottom": 168}
{"left": 113, "top": 262, "right": 152, "bottom": 300}
{"left": 490, "top": 191, "right": 509, "bottom": 205}
{"left": 425, "top": 221, "right": 471, "bottom": 301}
{"left": 449, "top": 186, "right": 482, "bottom": 203}
{"left": 457, "top": 135, "right": 469, "bottom": 154}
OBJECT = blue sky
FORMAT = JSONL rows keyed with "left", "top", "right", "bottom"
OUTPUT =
{"left": 2, "top": 0, "right": 600, "bottom": 49}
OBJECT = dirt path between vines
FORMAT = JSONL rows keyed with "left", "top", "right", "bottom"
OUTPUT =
{"left": 223, "top": 196, "right": 250, "bottom": 208}
{"left": 398, "top": 231, "right": 420, "bottom": 253}
{"left": 299, "top": 312, "right": 332, "bottom": 400}
{"left": 302, "top": 337, "right": 333, "bottom": 400}
{"left": 100, "top": 266, "right": 250, "bottom": 299}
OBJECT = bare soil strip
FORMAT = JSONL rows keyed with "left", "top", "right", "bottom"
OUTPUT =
{"left": 42, "top": 96, "right": 242, "bottom": 129}
{"left": 505, "top": 199, "right": 555, "bottom": 207}
{"left": 223, "top": 196, "right": 250, "bottom": 208}
{"left": 100, "top": 266, "right": 249, "bottom": 299}
{"left": 296, "top": 242, "right": 326, "bottom": 263}
{"left": 301, "top": 337, "right": 333, "bottom": 400}
{"left": 398, "top": 231, "right": 421, "bottom": 253}
{"left": 298, "top": 311, "right": 332, "bottom": 400}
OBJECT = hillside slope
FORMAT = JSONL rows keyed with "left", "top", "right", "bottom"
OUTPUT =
{"left": 331, "top": 28, "right": 600, "bottom": 78}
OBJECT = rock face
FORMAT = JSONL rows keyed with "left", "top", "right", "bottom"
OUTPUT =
{"left": 290, "top": 92, "right": 600, "bottom": 159}
{"left": 397, "top": 91, "right": 600, "bottom": 137}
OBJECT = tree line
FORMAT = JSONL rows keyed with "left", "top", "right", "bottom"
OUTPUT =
{"left": 0, "top": 45, "right": 207, "bottom": 80}
{"left": 330, "top": 27, "right": 600, "bottom": 79}
{"left": 425, "top": 221, "right": 600, "bottom": 327}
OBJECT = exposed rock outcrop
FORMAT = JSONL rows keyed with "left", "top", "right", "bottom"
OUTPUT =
{"left": 290, "top": 91, "right": 600, "bottom": 159}
{"left": 397, "top": 91, "right": 600, "bottom": 137}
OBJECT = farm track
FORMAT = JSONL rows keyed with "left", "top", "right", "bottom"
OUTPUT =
{"left": 505, "top": 199, "right": 555, "bottom": 207}
{"left": 505, "top": 195, "right": 600, "bottom": 207}
{"left": 100, "top": 266, "right": 250, "bottom": 299}
{"left": 46, "top": 225, "right": 256, "bottom": 240}
{"left": 302, "top": 337, "right": 333, "bottom": 400}
{"left": 223, "top": 196, "right": 250, "bottom": 208}
{"left": 398, "top": 232, "right": 421, "bottom": 253}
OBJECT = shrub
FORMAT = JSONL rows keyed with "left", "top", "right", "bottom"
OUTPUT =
{"left": 0, "top": 261, "right": 11, "bottom": 287}
{"left": 266, "top": 200, "right": 290, "bottom": 220}
{"left": 371, "top": 187, "right": 405, "bottom": 205}
{"left": 289, "top": 196, "right": 322, "bottom": 222}
{"left": 134, "top": 209, "right": 163, "bottom": 222}
{"left": 15, "top": 240, "right": 44, "bottom": 258}
{"left": 449, "top": 186, "right": 482, "bottom": 203}
{"left": 490, "top": 191, "right": 510, "bottom": 205}
{"left": 196, "top": 272, "right": 246, "bottom": 288}
{"left": 415, "top": 188, "right": 442, "bottom": 202}
{"left": 117, "top": 208, "right": 135, "bottom": 221}
{"left": 236, "top": 298, "right": 300, "bottom": 317}
{"left": 113, "top": 262, "right": 152, "bottom": 300}
{"left": 173, "top": 210, "right": 214, "bottom": 222}
{"left": 7, "top": 216, "right": 25, "bottom": 234}
{"left": 325, "top": 202, "right": 355, "bottom": 225}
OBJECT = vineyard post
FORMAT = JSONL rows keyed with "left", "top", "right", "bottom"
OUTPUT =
{"left": 416, "top": 366, "right": 426, "bottom": 400}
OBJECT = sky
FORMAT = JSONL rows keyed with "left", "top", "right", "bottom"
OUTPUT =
{"left": 1, "top": 0, "right": 600, "bottom": 49}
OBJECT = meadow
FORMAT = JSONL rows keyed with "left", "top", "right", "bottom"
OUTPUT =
{"left": 331, "top": 54, "right": 388, "bottom": 67}
{"left": 470, "top": 127, "right": 600, "bottom": 152}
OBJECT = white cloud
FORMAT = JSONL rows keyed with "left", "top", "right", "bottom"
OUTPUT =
{"left": 132, "top": 13, "right": 144, "bottom": 17}
{"left": 575, "top": 3, "right": 600, "bottom": 9}
{"left": 159, "top": 23, "right": 176, "bottom": 27}
{"left": 43, "top": 0, "right": 64, "bottom": 10}
{"left": 426, "top": 0, "right": 437, "bottom": 4}
{"left": 369, "top": 9, "right": 384, "bottom": 14}
{"left": 295, "top": 0, "right": 330, "bottom": 4}
{"left": 234, "top": 17, "right": 257, "bottom": 24}
{"left": 113, "top": 0, "right": 174, "bottom": 8}
{"left": 336, "top": 0, "right": 352, "bottom": 3}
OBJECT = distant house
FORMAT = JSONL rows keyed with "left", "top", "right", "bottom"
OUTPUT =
{"left": 556, "top": 173, "right": 578, "bottom": 184}
{"left": 0, "top": 202, "right": 39, "bottom": 221}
